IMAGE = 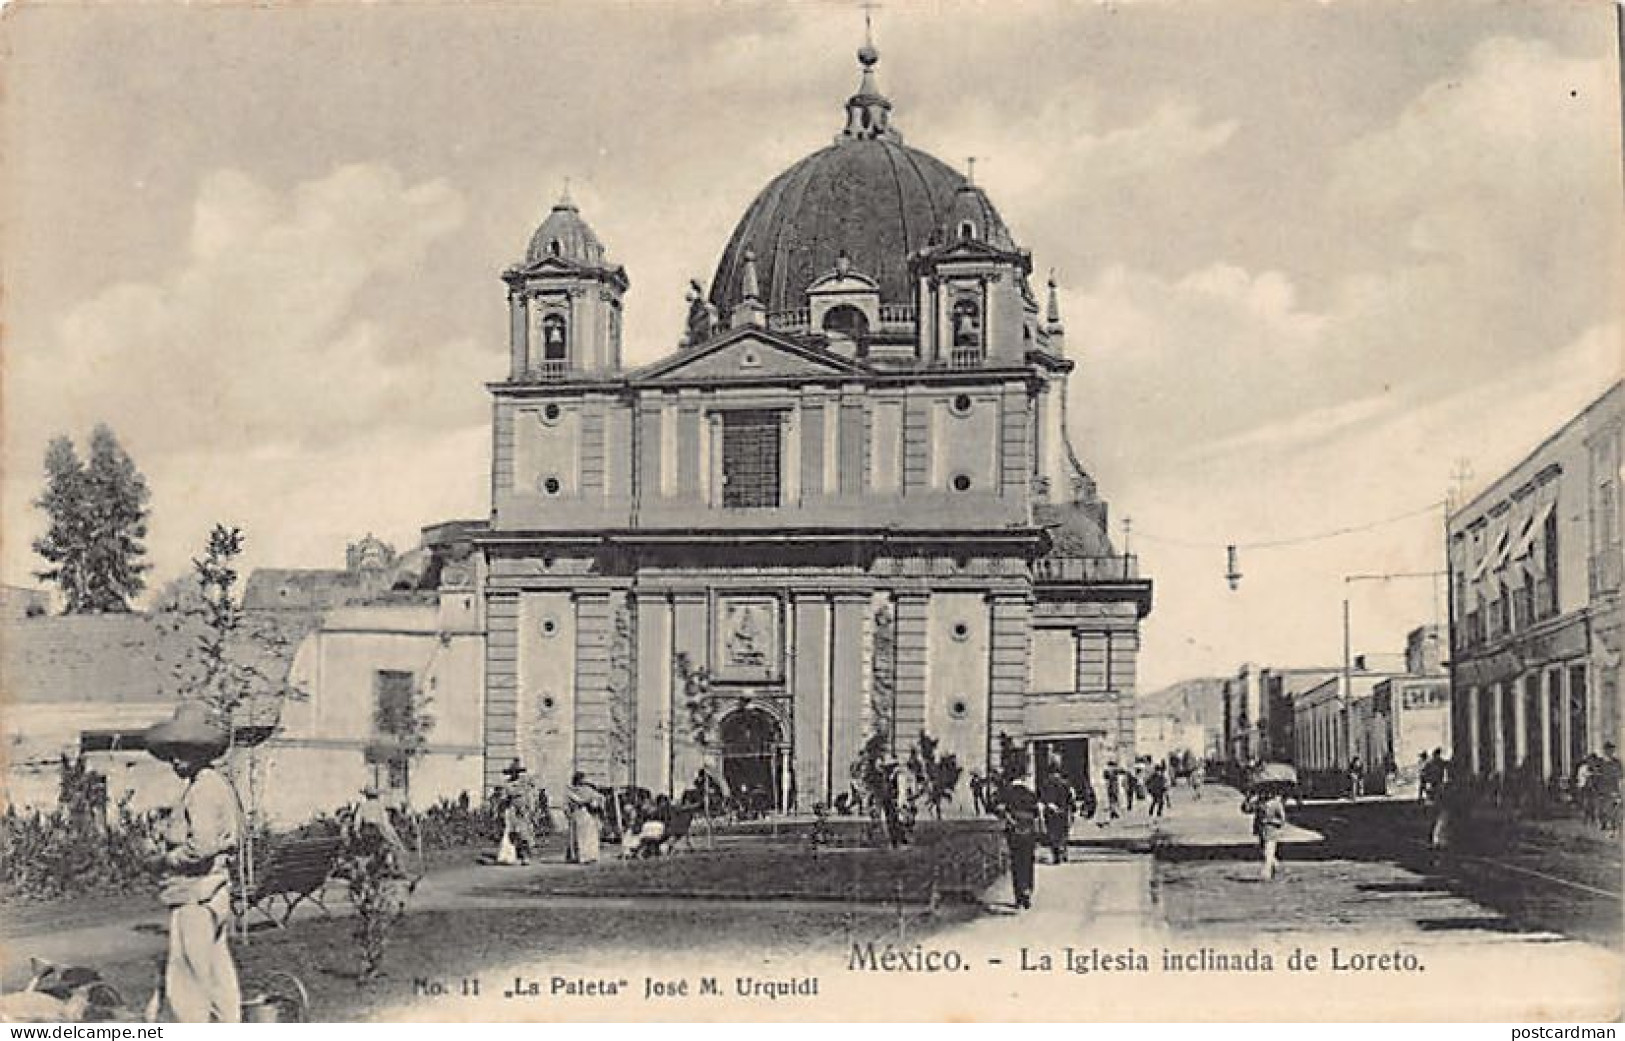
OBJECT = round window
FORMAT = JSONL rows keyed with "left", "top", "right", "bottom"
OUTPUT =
{"left": 950, "top": 698, "right": 970, "bottom": 720}
{"left": 541, "top": 694, "right": 557, "bottom": 712}
{"left": 541, "top": 403, "right": 563, "bottom": 424}
{"left": 951, "top": 474, "right": 972, "bottom": 493}
{"left": 542, "top": 476, "right": 562, "bottom": 496}
{"left": 951, "top": 393, "right": 973, "bottom": 416}
{"left": 950, "top": 621, "right": 971, "bottom": 642}
{"left": 540, "top": 615, "right": 560, "bottom": 637}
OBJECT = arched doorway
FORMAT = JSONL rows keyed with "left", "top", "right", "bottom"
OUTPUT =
{"left": 719, "top": 706, "right": 788, "bottom": 817}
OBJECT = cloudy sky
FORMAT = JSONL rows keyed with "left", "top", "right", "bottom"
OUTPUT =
{"left": 3, "top": 0, "right": 1620, "bottom": 691}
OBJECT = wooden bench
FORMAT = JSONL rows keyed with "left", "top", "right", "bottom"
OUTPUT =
{"left": 235, "top": 836, "right": 344, "bottom": 930}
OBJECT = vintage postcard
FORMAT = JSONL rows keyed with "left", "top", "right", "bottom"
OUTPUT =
{"left": 0, "top": 0, "right": 1620, "bottom": 1024}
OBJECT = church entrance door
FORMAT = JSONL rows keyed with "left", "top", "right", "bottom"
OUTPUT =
{"left": 719, "top": 706, "right": 786, "bottom": 817}
{"left": 1032, "top": 736, "right": 1091, "bottom": 795}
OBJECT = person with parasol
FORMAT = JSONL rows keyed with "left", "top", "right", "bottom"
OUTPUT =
{"left": 144, "top": 701, "right": 242, "bottom": 1022}
{"left": 1242, "top": 762, "right": 1296, "bottom": 882}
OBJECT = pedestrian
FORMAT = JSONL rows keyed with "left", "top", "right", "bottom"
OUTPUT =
{"left": 969, "top": 770, "right": 986, "bottom": 815}
{"left": 1000, "top": 777, "right": 1041, "bottom": 909}
{"left": 354, "top": 784, "right": 408, "bottom": 865}
{"left": 1595, "top": 743, "right": 1622, "bottom": 835}
{"left": 1420, "top": 748, "right": 1446, "bottom": 805}
{"left": 1429, "top": 758, "right": 1458, "bottom": 850}
{"left": 1189, "top": 761, "right": 1205, "bottom": 800}
{"left": 1038, "top": 770, "right": 1074, "bottom": 864}
{"left": 1078, "top": 778, "right": 1098, "bottom": 822}
{"left": 565, "top": 772, "right": 604, "bottom": 864}
{"left": 1347, "top": 755, "right": 1365, "bottom": 801}
{"left": 1242, "top": 782, "right": 1289, "bottom": 881}
{"left": 144, "top": 703, "right": 242, "bottom": 1023}
{"left": 500, "top": 759, "right": 539, "bottom": 865}
{"left": 1575, "top": 753, "right": 1599, "bottom": 825}
{"left": 1123, "top": 764, "right": 1137, "bottom": 812}
{"left": 1147, "top": 763, "right": 1169, "bottom": 818}
{"left": 1099, "top": 766, "right": 1122, "bottom": 826}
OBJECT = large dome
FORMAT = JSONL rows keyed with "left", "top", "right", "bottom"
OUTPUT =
{"left": 709, "top": 44, "right": 1015, "bottom": 317}
{"left": 710, "top": 140, "right": 970, "bottom": 315}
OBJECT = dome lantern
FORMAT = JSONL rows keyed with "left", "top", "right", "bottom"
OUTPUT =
{"left": 841, "top": 35, "right": 896, "bottom": 143}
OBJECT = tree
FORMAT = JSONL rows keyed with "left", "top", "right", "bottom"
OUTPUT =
{"left": 604, "top": 602, "right": 636, "bottom": 838}
{"left": 675, "top": 652, "right": 722, "bottom": 842}
{"left": 870, "top": 602, "right": 897, "bottom": 751}
{"left": 159, "top": 524, "right": 303, "bottom": 904}
{"left": 32, "top": 425, "right": 150, "bottom": 613}
{"left": 910, "top": 733, "right": 963, "bottom": 820}
{"left": 605, "top": 603, "right": 636, "bottom": 785}
{"left": 31, "top": 438, "right": 90, "bottom": 612}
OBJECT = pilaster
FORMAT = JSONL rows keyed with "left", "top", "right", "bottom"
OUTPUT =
{"left": 793, "top": 593, "right": 831, "bottom": 807}
{"left": 893, "top": 592, "right": 930, "bottom": 753}
{"left": 830, "top": 592, "right": 870, "bottom": 799}
{"left": 634, "top": 591, "right": 672, "bottom": 794}
{"left": 573, "top": 591, "right": 613, "bottom": 783}
{"left": 989, "top": 594, "right": 1030, "bottom": 755}
{"left": 484, "top": 591, "right": 520, "bottom": 796}
{"left": 671, "top": 592, "right": 710, "bottom": 793}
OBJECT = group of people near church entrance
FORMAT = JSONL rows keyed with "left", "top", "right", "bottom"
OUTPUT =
{"left": 490, "top": 764, "right": 734, "bottom": 865}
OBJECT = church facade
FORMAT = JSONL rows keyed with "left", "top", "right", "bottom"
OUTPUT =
{"left": 477, "top": 42, "right": 1152, "bottom": 811}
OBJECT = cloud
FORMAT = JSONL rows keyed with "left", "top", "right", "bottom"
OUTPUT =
{"left": 13, "top": 163, "right": 474, "bottom": 457}
{"left": 3, "top": 163, "right": 485, "bottom": 588}
{"left": 932, "top": 91, "right": 1239, "bottom": 213}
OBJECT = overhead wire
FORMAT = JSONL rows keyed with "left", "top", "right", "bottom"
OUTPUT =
{"left": 1128, "top": 498, "right": 1447, "bottom": 552}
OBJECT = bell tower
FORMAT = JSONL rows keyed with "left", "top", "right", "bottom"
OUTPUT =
{"left": 501, "top": 188, "right": 629, "bottom": 380}
{"left": 912, "top": 182, "right": 1033, "bottom": 368}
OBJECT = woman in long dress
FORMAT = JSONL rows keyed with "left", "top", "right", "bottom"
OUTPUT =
{"left": 566, "top": 773, "right": 603, "bottom": 865}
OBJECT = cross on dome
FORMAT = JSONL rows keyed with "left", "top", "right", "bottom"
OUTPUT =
{"left": 842, "top": 3, "right": 895, "bottom": 141}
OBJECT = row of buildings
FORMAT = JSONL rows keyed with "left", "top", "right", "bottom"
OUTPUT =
{"left": 1220, "top": 627, "right": 1450, "bottom": 795}
{"left": 1214, "top": 382, "right": 1622, "bottom": 800}
{"left": 1446, "top": 382, "right": 1622, "bottom": 794}
{"left": 2, "top": 39, "right": 1154, "bottom": 826}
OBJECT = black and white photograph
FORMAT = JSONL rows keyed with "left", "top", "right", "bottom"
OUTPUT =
{"left": 0, "top": 0, "right": 1620, "bottom": 1023}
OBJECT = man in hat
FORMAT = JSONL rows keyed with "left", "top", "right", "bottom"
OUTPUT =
{"left": 146, "top": 702, "right": 241, "bottom": 1023}
{"left": 999, "top": 777, "right": 1041, "bottom": 909}
{"left": 500, "top": 760, "right": 540, "bottom": 864}
{"left": 353, "top": 783, "right": 408, "bottom": 866}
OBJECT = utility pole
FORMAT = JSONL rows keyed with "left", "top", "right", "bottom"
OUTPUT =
{"left": 1342, "top": 590, "right": 1353, "bottom": 771}
{"left": 1342, "top": 569, "right": 1450, "bottom": 788}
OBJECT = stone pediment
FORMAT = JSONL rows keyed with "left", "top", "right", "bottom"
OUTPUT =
{"left": 917, "top": 238, "right": 1029, "bottom": 268}
{"left": 504, "top": 254, "right": 629, "bottom": 287}
{"left": 633, "top": 328, "right": 868, "bottom": 384}
{"left": 806, "top": 269, "right": 879, "bottom": 296}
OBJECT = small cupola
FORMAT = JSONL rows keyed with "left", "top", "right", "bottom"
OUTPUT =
{"left": 502, "top": 185, "right": 629, "bottom": 381}
{"left": 525, "top": 186, "right": 607, "bottom": 267}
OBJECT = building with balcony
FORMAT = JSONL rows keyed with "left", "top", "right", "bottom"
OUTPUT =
{"left": 1447, "top": 381, "right": 1622, "bottom": 788}
{"left": 478, "top": 40, "right": 1152, "bottom": 809}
